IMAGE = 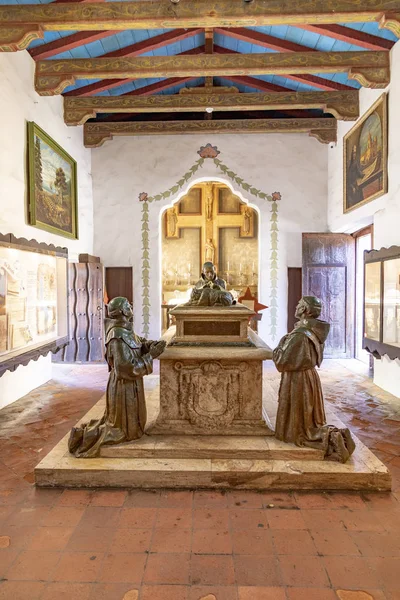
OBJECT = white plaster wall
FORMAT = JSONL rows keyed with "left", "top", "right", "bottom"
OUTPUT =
{"left": 92, "top": 133, "right": 328, "bottom": 346}
{"left": 328, "top": 41, "right": 400, "bottom": 398}
{"left": 0, "top": 51, "right": 94, "bottom": 408}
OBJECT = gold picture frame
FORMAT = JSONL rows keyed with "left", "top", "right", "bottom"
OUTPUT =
{"left": 27, "top": 122, "right": 78, "bottom": 239}
{"left": 343, "top": 93, "right": 388, "bottom": 214}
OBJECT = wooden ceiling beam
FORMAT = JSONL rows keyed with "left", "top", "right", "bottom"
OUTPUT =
{"left": 297, "top": 24, "right": 395, "bottom": 51}
{"left": 1, "top": 1, "right": 400, "bottom": 51}
{"left": 64, "top": 89, "right": 359, "bottom": 125}
{"left": 29, "top": 31, "right": 118, "bottom": 60}
{"left": 214, "top": 43, "right": 353, "bottom": 91}
{"left": 35, "top": 50, "right": 390, "bottom": 95}
{"left": 83, "top": 117, "right": 337, "bottom": 148}
{"left": 63, "top": 39, "right": 203, "bottom": 97}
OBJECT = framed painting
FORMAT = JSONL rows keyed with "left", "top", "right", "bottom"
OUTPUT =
{"left": 27, "top": 122, "right": 78, "bottom": 239}
{"left": 343, "top": 93, "right": 388, "bottom": 214}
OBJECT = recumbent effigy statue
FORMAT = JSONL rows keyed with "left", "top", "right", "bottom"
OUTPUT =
{"left": 188, "top": 261, "right": 234, "bottom": 307}
{"left": 273, "top": 295, "right": 355, "bottom": 463}
{"left": 68, "top": 296, "right": 166, "bottom": 458}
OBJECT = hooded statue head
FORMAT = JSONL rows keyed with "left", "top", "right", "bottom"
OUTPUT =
{"left": 107, "top": 296, "right": 132, "bottom": 320}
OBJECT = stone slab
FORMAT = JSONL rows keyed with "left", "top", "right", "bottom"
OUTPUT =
{"left": 35, "top": 392, "right": 391, "bottom": 491}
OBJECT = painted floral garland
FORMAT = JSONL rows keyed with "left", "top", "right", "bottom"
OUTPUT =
{"left": 139, "top": 144, "right": 281, "bottom": 340}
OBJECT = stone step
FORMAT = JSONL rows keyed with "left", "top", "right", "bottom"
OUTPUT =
{"left": 99, "top": 435, "right": 325, "bottom": 461}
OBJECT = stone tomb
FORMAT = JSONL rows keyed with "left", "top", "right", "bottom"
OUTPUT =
{"left": 34, "top": 304, "right": 391, "bottom": 490}
{"left": 150, "top": 305, "right": 274, "bottom": 436}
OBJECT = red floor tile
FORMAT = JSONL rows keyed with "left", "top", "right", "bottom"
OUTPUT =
{"left": 229, "top": 508, "right": 268, "bottom": 530}
{"left": 234, "top": 555, "right": 281, "bottom": 586}
{"left": 52, "top": 551, "right": 104, "bottom": 582}
{"left": 272, "top": 529, "right": 317, "bottom": 555}
{"left": 322, "top": 556, "right": 382, "bottom": 589}
{"left": 279, "top": 555, "right": 330, "bottom": 587}
{"left": 238, "top": 587, "right": 286, "bottom": 600}
{"left": 140, "top": 584, "right": 188, "bottom": 600}
{"left": 228, "top": 491, "right": 265, "bottom": 509}
{"left": 191, "top": 555, "right": 235, "bottom": 586}
{"left": 151, "top": 527, "right": 192, "bottom": 553}
{"left": 99, "top": 553, "right": 147, "bottom": 584}
{"left": 40, "top": 506, "right": 85, "bottom": 528}
{"left": 5, "top": 549, "right": 60, "bottom": 581}
{"left": 231, "top": 529, "right": 273, "bottom": 556}
{"left": 66, "top": 525, "right": 112, "bottom": 552}
{"left": 118, "top": 507, "right": 157, "bottom": 529}
{"left": 0, "top": 581, "right": 46, "bottom": 600}
{"left": 159, "top": 490, "right": 193, "bottom": 508}
{"left": 155, "top": 507, "right": 192, "bottom": 529}
{"left": 190, "top": 585, "right": 239, "bottom": 600}
{"left": 27, "top": 526, "right": 74, "bottom": 551}
{"left": 79, "top": 506, "right": 121, "bottom": 529}
{"left": 57, "top": 489, "right": 93, "bottom": 507}
{"left": 109, "top": 528, "right": 152, "bottom": 553}
{"left": 192, "top": 528, "right": 232, "bottom": 555}
{"left": 266, "top": 509, "right": 306, "bottom": 530}
{"left": 90, "top": 490, "right": 127, "bottom": 507}
{"left": 144, "top": 553, "right": 190, "bottom": 584}
{"left": 40, "top": 582, "right": 93, "bottom": 600}
{"left": 193, "top": 491, "right": 229, "bottom": 508}
{"left": 286, "top": 589, "right": 337, "bottom": 600}
{"left": 311, "top": 529, "right": 361, "bottom": 556}
{"left": 193, "top": 508, "right": 230, "bottom": 530}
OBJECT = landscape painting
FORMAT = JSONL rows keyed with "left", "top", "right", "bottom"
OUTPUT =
{"left": 27, "top": 122, "right": 78, "bottom": 239}
{"left": 343, "top": 94, "right": 388, "bottom": 214}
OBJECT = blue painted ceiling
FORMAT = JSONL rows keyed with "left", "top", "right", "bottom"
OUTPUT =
{"left": 1, "top": 0, "right": 398, "bottom": 102}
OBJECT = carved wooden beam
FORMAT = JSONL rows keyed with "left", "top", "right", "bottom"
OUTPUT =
{"left": 1, "top": 1, "right": 400, "bottom": 51}
{"left": 64, "top": 90, "right": 359, "bottom": 126}
{"left": 35, "top": 51, "right": 390, "bottom": 95}
{"left": 84, "top": 117, "right": 337, "bottom": 148}
{"left": 63, "top": 43, "right": 203, "bottom": 97}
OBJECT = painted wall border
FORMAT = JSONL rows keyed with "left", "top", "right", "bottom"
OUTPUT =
{"left": 138, "top": 144, "right": 281, "bottom": 339}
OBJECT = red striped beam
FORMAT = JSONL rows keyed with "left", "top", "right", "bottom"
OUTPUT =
{"left": 63, "top": 32, "right": 202, "bottom": 96}
{"left": 298, "top": 24, "right": 394, "bottom": 51}
{"left": 214, "top": 37, "right": 353, "bottom": 91}
{"left": 223, "top": 75, "right": 293, "bottom": 93}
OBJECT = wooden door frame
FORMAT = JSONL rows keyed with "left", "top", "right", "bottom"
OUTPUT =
{"left": 352, "top": 224, "right": 374, "bottom": 363}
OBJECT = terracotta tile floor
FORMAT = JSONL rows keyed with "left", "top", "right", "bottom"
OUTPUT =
{"left": 0, "top": 360, "right": 399, "bottom": 600}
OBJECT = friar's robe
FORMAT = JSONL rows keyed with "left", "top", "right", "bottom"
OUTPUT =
{"left": 68, "top": 321, "right": 154, "bottom": 458}
{"left": 273, "top": 318, "right": 330, "bottom": 449}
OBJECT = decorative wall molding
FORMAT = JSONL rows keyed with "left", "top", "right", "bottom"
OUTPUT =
{"left": 139, "top": 144, "right": 281, "bottom": 340}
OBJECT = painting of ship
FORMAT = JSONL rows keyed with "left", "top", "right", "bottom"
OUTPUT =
{"left": 344, "top": 94, "right": 387, "bottom": 213}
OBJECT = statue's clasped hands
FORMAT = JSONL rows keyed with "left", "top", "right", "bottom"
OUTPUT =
{"left": 149, "top": 340, "right": 167, "bottom": 359}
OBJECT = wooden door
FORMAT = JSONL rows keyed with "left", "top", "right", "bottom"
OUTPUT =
{"left": 105, "top": 267, "right": 133, "bottom": 303}
{"left": 287, "top": 267, "right": 302, "bottom": 332}
{"left": 302, "top": 233, "right": 355, "bottom": 358}
{"left": 53, "top": 262, "right": 104, "bottom": 363}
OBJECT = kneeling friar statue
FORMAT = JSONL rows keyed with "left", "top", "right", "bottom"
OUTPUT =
{"left": 273, "top": 296, "right": 355, "bottom": 463}
{"left": 68, "top": 296, "right": 166, "bottom": 458}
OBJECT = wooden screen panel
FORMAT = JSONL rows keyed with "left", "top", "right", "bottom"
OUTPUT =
{"left": 287, "top": 267, "right": 302, "bottom": 333}
{"left": 105, "top": 267, "right": 133, "bottom": 304}
{"left": 302, "top": 233, "right": 355, "bottom": 359}
{"left": 53, "top": 262, "right": 104, "bottom": 363}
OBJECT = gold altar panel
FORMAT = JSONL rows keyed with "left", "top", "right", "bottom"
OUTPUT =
{"left": 219, "top": 222, "right": 258, "bottom": 293}
{"left": 218, "top": 189, "right": 241, "bottom": 214}
{"left": 162, "top": 227, "right": 201, "bottom": 291}
{"left": 179, "top": 188, "right": 202, "bottom": 215}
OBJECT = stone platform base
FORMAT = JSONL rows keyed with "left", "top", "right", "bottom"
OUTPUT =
{"left": 35, "top": 389, "right": 391, "bottom": 491}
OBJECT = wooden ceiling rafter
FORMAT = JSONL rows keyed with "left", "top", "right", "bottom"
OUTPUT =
{"left": 83, "top": 117, "right": 337, "bottom": 148}
{"left": 1, "top": 0, "right": 399, "bottom": 51}
{"left": 35, "top": 50, "right": 390, "bottom": 96}
{"left": 297, "top": 24, "right": 395, "bottom": 51}
{"left": 63, "top": 90, "right": 359, "bottom": 126}
{"left": 32, "top": 27, "right": 201, "bottom": 63}
{"left": 214, "top": 31, "right": 354, "bottom": 91}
